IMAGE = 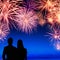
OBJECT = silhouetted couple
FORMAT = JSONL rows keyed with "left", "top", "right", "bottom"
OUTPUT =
{"left": 2, "top": 38, "right": 27, "bottom": 60}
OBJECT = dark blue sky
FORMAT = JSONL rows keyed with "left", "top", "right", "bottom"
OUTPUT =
{"left": 0, "top": 24, "right": 60, "bottom": 58}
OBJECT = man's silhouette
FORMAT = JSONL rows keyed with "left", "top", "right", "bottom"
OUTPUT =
{"left": 17, "top": 40, "right": 27, "bottom": 60}
{"left": 2, "top": 38, "right": 17, "bottom": 60}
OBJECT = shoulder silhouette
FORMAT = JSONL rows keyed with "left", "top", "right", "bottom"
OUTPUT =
{"left": 17, "top": 40, "right": 27, "bottom": 60}
{"left": 2, "top": 37, "right": 17, "bottom": 60}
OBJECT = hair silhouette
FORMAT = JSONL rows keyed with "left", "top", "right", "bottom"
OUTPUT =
{"left": 17, "top": 39, "right": 27, "bottom": 60}
{"left": 8, "top": 38, "right": 13, "bottom": 45}
{"left": 2, "top": 37, "right": 17, "bottom": 60}
{"left": 17, "top": 40, "right": 24, "bottom": 48}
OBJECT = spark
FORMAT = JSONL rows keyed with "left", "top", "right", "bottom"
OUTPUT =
{"left": 55, "top": 42, "right": 60, "bottom": 50}
{"left": 47, "top": 27, "right": 60, "bottom": 50}
{"left": 47, "top": 17, "right": 54, "bottom": 24}
{"left": 39, "top": 19, "right": 46, "bottom": 26}
{"left": 46, "top": 13, "right": 56, "bottom": 24}
{"left": 47, "top": 27, "right": 60, "bottom": 41}
{"left": 0, "top": 23, "right": 9, "bottom": 40}
{"left": 37, "top": 12, "right": 46, "bottom": 26}
{"left": 54, "top": 40, "right": 60, "bottom": 50}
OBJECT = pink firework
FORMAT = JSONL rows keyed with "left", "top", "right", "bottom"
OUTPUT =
{"left": 0, "top": 0, "right": 24, "bottom": 39}
{"left": 46, "top": 26, "right": 60, "bottom": 50}
{"left": 0, "top": 0, "right": 23, "bottom": 27}
{"left": 16, "top": 8, "right": 38, "bottom": 32}
{"left": 47, "top": 27, "right": 60, "bottom": 41}
{"left": 46, "top": 12, "right": 56, "bottom": 25}
{"left": 0, "top": 23, "right": 9, "bottom": 40}
{"left": 55, "top": 42, "right": 60, "bottom": 50}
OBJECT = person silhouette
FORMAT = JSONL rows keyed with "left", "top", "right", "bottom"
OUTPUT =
{"left": 2, "top": 37, "right": 17, "bottom": 60}
{"left": 17, "top": 40, "right": 27, "bottom": 60}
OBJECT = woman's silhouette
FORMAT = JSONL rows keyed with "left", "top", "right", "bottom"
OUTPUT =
{"left": 17, "top": 40, "right": 27, "bottom": 60}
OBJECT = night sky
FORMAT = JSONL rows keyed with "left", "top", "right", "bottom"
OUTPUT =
{"left": 0, "top": 0, "right": 60, "bottom": 60}
{"left": 0, "top": 24, "right": 60, "bottom": 59}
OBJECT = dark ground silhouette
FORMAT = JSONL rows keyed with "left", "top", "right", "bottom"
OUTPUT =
{"left": 2, "top": 38, "right": 27, "bottom": 60}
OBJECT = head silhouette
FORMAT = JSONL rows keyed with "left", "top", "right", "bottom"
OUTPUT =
{"left": 8, "top": 37, "right": 13, "bottom": 45}
{"left": 17, "top": 40, "right": 24, "bottom": 48}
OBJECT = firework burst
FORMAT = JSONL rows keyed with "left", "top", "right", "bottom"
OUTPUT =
{"left": 16, "top": 8, "right": 38, "bottom": 32}
{"left": 0, "top": 0, "right": 23, "bottom": 27}
{"left": 48, "top": 27, "right": 60, "bottom": 41}
{"left": 0, "top": 23, "right": 9, "bottom": 40}
{"left": 46, "top": 26, "right": 60, "bottom": 50}
{"left": 55, "top": 42, "right": 60, "bottom": 50}
{"left": 37, "top": 0, "right": 57, "bottom": 11}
